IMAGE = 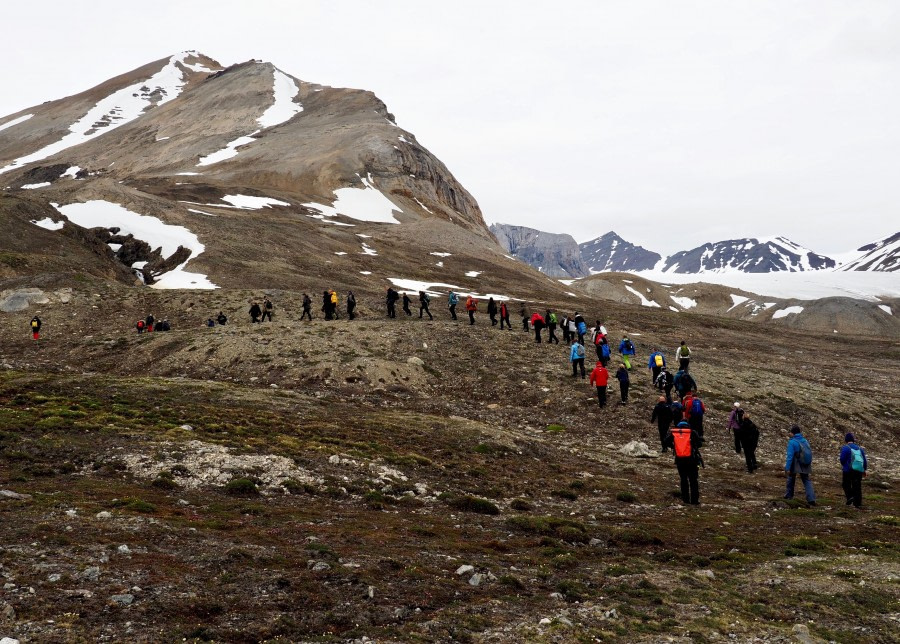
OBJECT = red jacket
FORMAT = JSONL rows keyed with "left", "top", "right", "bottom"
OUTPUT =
{"left": 683, "top": 394, "right": 705, "bottom": 419}
{"left": 465, "top": 297, "right": 478, "bottom": 312}
{"left": 500, "top": 302, "right": 508, "bottom": 317}
{"left": 530, "top": 313, "right": 545, "bottom": 326}
{"left": 589, "top": 362, "right": 609, "bottom": 386}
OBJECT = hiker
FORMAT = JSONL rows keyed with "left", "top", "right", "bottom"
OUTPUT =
{"left": 146, "top": 314, "right": 155, "bottom": 332}
{"left": 159, "top": 319, "right": 171, "bottom": 331}
{"left": 30, "top": 315, "right": 42, "bottom": 340}
{"left": 839, "top": 433, "right": 867, "bottom": 508}
{"left": 574, "top": 313, "right": 587, "bottom": 345}
{"left": 598, "top": 337, "right": 611, "bottom": 366}
{"left": 499, "top": 301, "right": 511, "bottom": 329}
{"left": 531, "top": 311, "right": 545, "bottom": 343}
{"left": 322, "top": 291, "right": 332, "bottom": 320}
{"left": 655, "top": 366, "right": 673, "bottom": 403}
{"left": 591, "top": 321, "right": 607, "bottom": 345}
{"left": 739, "top": 411, "right": 759, "bottom": 473}
{"left": 347, "top": 291, "right": 357, "bottom": 320}
{"left": 249, "top": 302, "right": 262, "bottom": 323}
{"left": 206, "top": 318, "right": 215, "bottom": 328}
{"left": 676, "top": 341, "right": 692, "bottom": 371}
{"left": 419, "top": 291, "right": 433, "bottom": 320}
{"left": 651, "top": 396, "right": 673, "bottom": 452}
{"left": 618, "top": 335, "right": 635, "bottom": 370}
{"left": 673, "top": 368, "right": 696, "bottom": 402}
{"left": 386, "top": 288, "right": 399, "bottom": 318}
{"left": 520, "top": 304, "right": 529, "bottom": 332}
{"left": 648, "top": 348, "right": 665, "bottom": 383}
{"left": 402, "top": 292, "right": 413, "bottom": 316}
{"left": 217, "top": 311, "right": 228, "bottom": 325}
{"left": 301, "top": 295, "right": 312, "bottom": 321}
{"left": 615, "top": 362, "right": 629, "bottom": 404}
{"left": 487, "top": 298, "right": 498, "bottom": 326}
{"left": 448, "top": 290, "right": 459, "bottom": 320}
{"left": 683, "top": 390, "right": 706, "bottom": 439}
{"left": 465, "top": 295, "right": 478, "bottom": 325}
{"left": 546, "top": 310, "right": 560, "bottom": 344}
{"left": 588, "top": 359, "right": 607, "bottom": 405}
{"left": 136, "top": 319, "right": 145, "bottom": 334}
{"left": 727, "top": 403, "right": 744, "bottom": 454}
{"left": 261, "top": 296, "right": 274, "bottom": 322}
{"left": 670, "top": 400, "right": 685, "bottom": 426}
{"left": 561, "top": 315, "right": 571, "bottom": 343}
{"left": 664, "top": 420, "right": 704, "bottom": 505}
{"left": 330, "top": 290, "right": 340, "bottom": 319}
{"left": 784, "top": 425, "right": 816, "bottom": 505}
{"left": 570, "top": 339, "right": 586, "bottom": 379}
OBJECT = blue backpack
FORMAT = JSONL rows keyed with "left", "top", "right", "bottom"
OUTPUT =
{"left": 850, "top": 446, "right": 865, "bottom": 472}
{"left": 797, "top": 440, "right": 812, "bottom": 467}
{"left": 690, "top": 398, "right": 704, "bottom": 417}
{"left": 601, "top": 344, "right": 611, "bottom": 358}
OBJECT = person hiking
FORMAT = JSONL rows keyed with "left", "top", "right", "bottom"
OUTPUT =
{"left": 206, "top": 318, "right": 215, "bottom": 328}
{"left": 520, "top": 304, "right": 529, "bottom": 332}
{"left": 574, "top": 313, "right": 587, "bottom": 345}
{"left": 301, "top": 294, "right": 312, "bottom": 321}
{"left": 347, "top": 291, "right": 357, "bottom": 320}
{"left": 487, "top": 297, "right": 498, "bottom": 326}
{"left": 598, "top": 337, "right": 612, "bottom": 366}
{"left": 676, "top": 341, "right": 692, "bottom": 371}
{"left": 651, "top": 396, "right": 673, "bottom": 452}
{"left": 261, "top": 296, "right": 274, "bottom": 322}
{"left": 615, "top": 362, "right": 629, "bottom": 404}
{"left": 727, "top": 402, "right": 744, "bottom": 454}
{"left": 561, "top": 315, "right": 571, "bottom": 343}
{"left": 664, "top": 420, "right": 704, "bottom": 505}
{"left": 655, "top": 366, "right": 673, "bottom": 403}
{"left": 465, "top": 295, "right": 478, "bottom": 325}
{"left": 588, "top": 359, "right": 608, "bottom": 406}
{"left": 249, "top": 302, "right": 262, "bottom": 323}
{"left": 673, "top": 368, "right": 696, "bottom": 402}
{"left": 784, "top": 425, "right": 816, "bottom": 506}
{"left": 618, "top": 335, "right": 635, "bottom": 370}
{"left": 30, "top": 315, "right": 42, "bottom": 340}
{"left": 386, "top": 288, "right": 399, "bottom": 318}
{"left": 683, "top": 390, "right": 706, "bottom": 439}
{"left": 839, "top": 433, "right": 867, "bottom": 508}
{"left": 670, "top": 399, "right": 685, "bottom": 426}
{"left": 321, "top": 291, "right": 332, "bottom": 320}
{"left": 546, "top": 310, "right": 560, "bottom": 344}
{"left": 217, "top": 311, "right": 228, "bottom": 325}
{"left": 499, "top": 301, "right": 511, "bottom": 329}
{"left": 159, "top": 319, "right": 171, "bottom": 331}
{"left": 648, "top": 348, "right": 665, "bottom": 383}
{"left": 146, "top": 314, "right": 155, "bottom": 332}
{"left": 418, "top": 291, "right": 433, "bottom": 320}
{"left": 571, "top": 339, "right": 587, "bottom": 380}
{"left": 330, "top": 290, "right": 340, "bottom": 319}
{"left": 447, "top": 290, "right": 459, "bottom": 320}
{"left": 135, "top": 319, "right": 145, "bottom": 334}
{"left": 531, "top": 312, "right": 545, "bottom": 343}
{"left": 402, "top": 292, "right": 413, "bottom": 316}
{"left": 739, "top": 411, "right": 759, "bottom": 473}
{"left": 591, "top": 321, "right": 607, "bottom": 345}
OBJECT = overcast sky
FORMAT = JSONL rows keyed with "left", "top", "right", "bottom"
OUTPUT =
{"left": 2, "top": 1, "right": 898, "bottom": 255}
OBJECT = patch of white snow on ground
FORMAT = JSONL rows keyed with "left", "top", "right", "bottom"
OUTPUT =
{"left": 181, "top": 61, "right": 213, "bottom": 73}
{"left": 306, "top": 215, "right": 355, "bottom": 227}
{"left": 21, "top": 182, "right": 51, "bottom": 189}
{"left": 0, "top": 56, "right": 189, "bottom": 175}
{"left": 728, "top": 294, "right": 750, "bottom": 311}
{"left": 258, "top": 69, "right": 303, "bottom": 127}
{"left": 53, "top": 200, "right": 216, "bottom": 289}
{"left": 302, "top": 175, "right": 401, "bottom": 224}
{"left": 30, "top": 217, "right": 64, "bottom": 231}
{"left": 878, "top": 304, "right": 892, "bottom": 315}
{"left": 670, "top": 296, "right": 697, "bottom": 309}
{"left": 198, "top": 133, "right": 259, "bottom": 166}
{"left": 413, "top": 197, "right": 433, "bottom": 214}
{"left": 334, "top": 252, "right": 347, "bottom": 256}
{"left": 187, "top": 208, "right": 217, "bottom": 217}
{"left": 360, "top": 271, "right": 372, "bottom": 275}
{"left": 176, "top": 172, "right": 202, "bottom": 176}
{"left": 221, "top": 194, "right": 290, "bottom": 209}
{"left": 558, "top": 279, "right": 576, "bottom": 286}
{"left": 764, "top": 302, "right": 777, "bottom": 309}
{"left": 772, "top": 306, "right": 804, "bottom": 319}
{"left": 60, "top": 165, "right": 81, "bottom": 178}
{"left": 430, "top": 252, "right": 451, "bottom": 257}
{"left": 0, "top": 113, "right": 33, "bottom": 132}
{"left": 156, "top": 136, "right": 170, "bottom": 141}
{"left": 567, "top": 292, "right": 577, "bottom": 297}
{"left": 621, "top": 279, "right": 634, "bottom": 284}
{"left": 388, "top": 278, "right": 509, "bottom": 300}
{"left": 465, "top": 271, "right": 481, "bottom": 278}
{"left": 624, "top": 285, "right": 661, "bottom": 308}
{"left": 360, "top": 243, "right": 377, "bottom": 256}
{"left": 356, "top": 234, "right": 372, "bottom": 238}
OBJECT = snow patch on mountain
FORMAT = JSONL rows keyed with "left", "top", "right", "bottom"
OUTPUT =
{"left": 624, "top": 285, "right": 660, "bottom": 308}
{"left": 0, "top": 113, "right": 33, "bottom": 132}
{"left": 221, "top": 195, "right": 290, "bottom": 209}
{"left": 30, "top": 217, "right": 64, "bottom": 231}
{"left": 302, "top": 175, "right": 401, "bottom": 224}
{"left": 772, "top": 306, "right": 804, "bottom": 319}
{"left": 670, "top": 296, "right": 697, "bottom": 309}
{"left": 839, "top": 232, "right": 900, "bottom": 273}
{"left": 198, "top": 134, "right": 258, "bottom": 166}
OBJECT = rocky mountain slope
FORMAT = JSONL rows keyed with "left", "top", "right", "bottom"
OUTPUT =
{"left": 840, "top": 231, "right": 900, "bottom": 272}
{"left": 489, "top": 224, "right": 588, "bottom": 278}
{"left": 660, "top": 237, "right": 836, "bottom": 273}
{"left": 578, "top": 231, "right": 661, "bottom": 273}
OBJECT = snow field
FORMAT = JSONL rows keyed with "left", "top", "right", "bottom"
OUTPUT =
{"left": 772, "top": 306, "right": 804, "bottom": 319}
{"left": 302, "top": 175, "right": 401, "bottom": 224}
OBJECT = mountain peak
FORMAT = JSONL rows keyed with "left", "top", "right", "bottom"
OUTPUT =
{"left": 579, "top": 232, "right": 661, "bottom": 273}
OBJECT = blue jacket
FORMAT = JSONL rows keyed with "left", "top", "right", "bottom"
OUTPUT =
{"left": 785, "top": 433, "right": 812, "bottom": 473}
{"left": 648, "top": 352, "right": 665, "bottom": 369}
{"left": 839, "top": 444, "right": 867, "bottom": 473}
{"left": 616, "top": 367, "right": 629, "bottom": 384}
{"left": 618, "top": 339, "right": 635, "bottom": 355}
{"left": 448, "top": 292, "right": 458, "bottom": 306}
{"left": 570, "top": 343, "right": 585, "bottom": 361}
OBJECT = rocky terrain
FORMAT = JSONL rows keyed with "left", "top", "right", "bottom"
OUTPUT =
{"left": 0, "top": 280, "right": 897, "bottom": 643}
{"left": 579, "top": 232, "right": 661, "bottom": 273}
{"left": 489, "top": 224, "right": 588, "bottom": 279}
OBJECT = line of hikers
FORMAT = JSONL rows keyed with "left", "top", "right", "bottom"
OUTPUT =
{"left": 135, "top": 314, "right": 172, "bottom": 333}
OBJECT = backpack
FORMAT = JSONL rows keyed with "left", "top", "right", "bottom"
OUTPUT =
{"left": 654, "top": 354, "right": 663, "bottom": 367}
{"left": 680, "top": 345, "right": 690, "bottom": 357}
{"left": 136, "top": 320, "right": 144, "bottom": 329}
{"left": 796, "top": 440, "right": 812, "bottom": 467}
{"left": 265, "top": 300, "right": 273, "bottom": 310}
{"left": 31, "top": 320, "right": 39, "bottom": 329}
{"left": 672, "top": 427, "right": 692, "bottom": 458}
{"left": 690, "top": 398, "right": 704, "bottom": 417}
{"left": 575, "top": 344, "right": 585, "bottom": 358}
{"left": 850, "top": 446, "right": 865, "bottom": 472}
{"left": 449, "top": 293, "right": 458, "bottom": 306}
{"left": 601, "top": 344, "right": 610, "bottom": 358}
{"left": 624, "top": 340, "right": 634, "bottom": 353}
{"left": 549, "top": 313, "right": 558, "bottom": 324}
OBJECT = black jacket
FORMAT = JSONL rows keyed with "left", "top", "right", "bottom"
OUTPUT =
{"left": 651, "top": 402, "right": 672, "bottom": 427}
{"left": 740, "top": 418, "right": 759, "bottom": 451}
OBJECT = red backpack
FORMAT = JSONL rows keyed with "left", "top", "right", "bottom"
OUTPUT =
{"left": 672, "top": 427, "right": 692, "bottom": 458}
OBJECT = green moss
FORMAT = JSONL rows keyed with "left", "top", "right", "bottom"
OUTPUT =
{"left": 447, "top": 494, "right": 500, "bottom": 515}
{"left": 224, "top": 478, "right": 259, "bottom": 496}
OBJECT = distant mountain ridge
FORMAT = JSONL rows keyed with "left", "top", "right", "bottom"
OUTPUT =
{"left": 578, "top": 232, "right": 660, "bottom": 273}
{"left": 839, "top": 232, "right": 900, "bottom": 273}
{"left": 660, "top": 236, "right": 836, "bottom": 274}
{"left": 489, "top": 224, "right": 588, "bottom": 278}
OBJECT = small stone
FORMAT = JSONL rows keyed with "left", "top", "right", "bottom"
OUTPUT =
{"left": 48, "top": 573, "right": 62, "bottom": 582}
{"left": 177, "top": 499, "right": 190, "bottom": 506}
{"left": 2, "top": 584, "right": 14, "bottom": 591}
{"left": 179, "top": 424, "right": 193, "bottom": 431}
{"left": 557, "top": 616, "right": 573, "bottom": 627}
{"left": 455, "top": 565, "right": 474, "bottom": 576}
{"left": 406, "top": 357, "right": 425, "bottom": 367}
{"left": 0, "top": 490, "right": 31, "bottom": 501}
{"left": 1, "top": 638, "right": 20, "bottom": 644}
{"left": 1, "top": 602, "right": 15, "bottom": 621}
{"left": 695, "top": 569, "right": 715, "bottom": 580}
{"left": 589, "top": 538, "right": 604, "bottom": 547}
{"left": 117, "top": 544, "right": 131, "bottom": 555}
{"left": 366, "top": 585, "right": 375, "bottom": 599}
{"left": 64, "top": 589, "right": 93, "bottom": 599}
{"left": 269, "top": 384, "right": 278, "bottom": 388}
{"left": 80, "top": 567, "right": 100, "bottom": 581}
{"left": 603, "top": 608, "right": 619, "bottom": 620}
{"left": 539, "top": 617, "right": 551, "bottom": 625}
{"left": 110, "top": 593, "right": 134, "bottom": 606}
{"left": 468, "top": 573, "right": 483, "bottom": 587}
{"left": 65, "top": 509, "right": 77, "bottom": 517}
{"left": 95, "top": 511, "right": 112, "bottom": 520}
{"left": 249, "top": 376, "right": 259, "bottom": 382}
{"left": 792, "top": 624, "right": 814, "bottom": 644}
{"left": 309, "top": 561, "right": 330, "bottom": 572}
{"left": 549, "top": 592, "right": 564, "bottom": 601}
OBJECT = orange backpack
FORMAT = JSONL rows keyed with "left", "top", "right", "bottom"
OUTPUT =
{"left": 672, "top": 427, "right": 693, "bottom": 458}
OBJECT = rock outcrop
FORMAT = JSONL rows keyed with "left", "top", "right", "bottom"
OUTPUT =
{"left": 489, "top": 224, "right": 588, "bottom": 278}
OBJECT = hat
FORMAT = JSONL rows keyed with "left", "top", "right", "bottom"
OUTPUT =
{"left": 845, "top": 433, "right": 855, "bottom": 443}
{"left": 790, "top": 424, "right": 801, "bottom": 434}
{"left": 734, "top": 402, "right": 741, "bottom": 408}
